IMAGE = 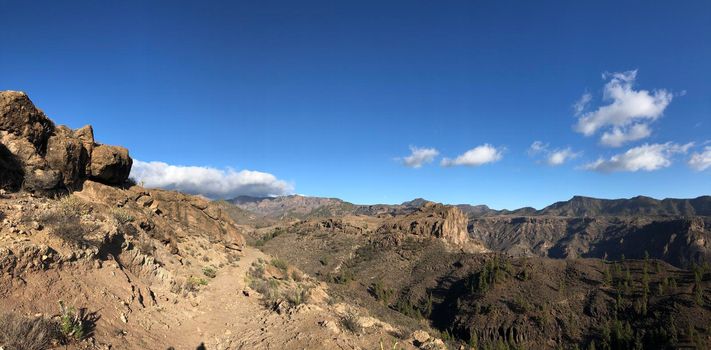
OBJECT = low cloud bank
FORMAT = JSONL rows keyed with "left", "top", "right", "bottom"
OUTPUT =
{"left": 130, "top": 160, "right": 293, "bottom": 199}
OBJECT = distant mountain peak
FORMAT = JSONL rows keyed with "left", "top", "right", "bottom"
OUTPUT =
{"left": 401, "top": 198, "right": 434, "bottom": 207}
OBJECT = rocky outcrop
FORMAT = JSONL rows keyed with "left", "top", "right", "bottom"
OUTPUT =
{"left": 76, "top": 180, "right": 245, "bottom": 249}
{"left": 377, "top": 202, "right": 487, "bottom": 252}
{"left": 0, "top": 91, "right": 54, "bottom": 150}
{"left": 0, "top": 91, "right": 132, "bottom": 193}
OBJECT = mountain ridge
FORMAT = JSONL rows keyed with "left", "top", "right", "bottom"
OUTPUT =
{"left": 228, "top": 193, "right": 711, "bottom": 219}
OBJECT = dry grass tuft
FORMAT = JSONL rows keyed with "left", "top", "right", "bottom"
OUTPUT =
{"left": 0, "top": 313, "right": 61, "bottom": 350}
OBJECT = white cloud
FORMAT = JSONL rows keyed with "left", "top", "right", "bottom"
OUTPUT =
{"left": 130, "top": 160, "right": 293, "bottom": 199}
{"left": 547, "top": 148, "right": 580, "bottom": 166}
{"left": 600, "top": 123, "right": 652, "bottom": 147}
{"left": 400, "top": 146, "right": 439, "bottom": 168}
{"left": 441, "top": 144, "right": 503, "bottom": 167}
{"left": 689, "top": 146, "right": 711, "bottom": 171}
{"left": 528, "top": 141, "right": 580, "bottom": 166}
{"left": 528, "top": 141, "right": 548, "bottom": 155}
{"left": 574, "top": 70, "right": 673, "bottom": 147}
{"left": 573, "top": 92, "right": 592, "bottom": 115}
{"left": 583, "top": 142, "right": 693, "bottom": 172}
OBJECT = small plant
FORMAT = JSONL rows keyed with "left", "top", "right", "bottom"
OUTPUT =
{"left": 57, "top": 195, "right": 85, "bottom": 213}
{"left": 252, "top": 228, "right": 285, "bottom": 247}
{"left": 58, "top": 300, "right": 85, "bottom": 340}
{"left": 331, "top": 270, "right": 354, "bottom": 284}
{"left": 441, "top": 328, "right": 452, "bottom": 341}
{"left": 468, "top": 328, "right": 479, "bottom": 348}
{"left": 249, "top": 262, "right": 266, "bottom": 279}
{"left": 370, "top": 280, "right": 394, "bottom": 304}
{"left": 249, "top": 278, "right": 279, "bottom": 301}
{"left": 202, "top": 266, "right": 217, "bottom": 278}
{"left": 379, "top": 339, "right": 401, "bottom": 350}
{"left": 270, "top": 258, "right": 288, "bottom": 272}
{"left": 183, "top": 276, "right": 209, "bottom": 294}
{"left": 291, "top": 270, "right": 304, "bottom": 282}
{"left": 285, "top": 285, "right": 311, "bottom": 306}
{"left": 111, "top": 208, "right": 135, "bottom": 225}
{"left": 512, "top": 295, "right": 531, "bottom": 313}
{"left": 340, "top": 312, "right": 362, "bottom": 333}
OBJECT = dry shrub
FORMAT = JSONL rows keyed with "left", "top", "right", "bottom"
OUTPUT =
{"left": 340, "top": 312, "right": 362, "bottom": 334}
{"left": 0, "top": 313, "right": 61, "bottom": 350}
{"left": 38, "top": 210, "right": 86, "bottom": 246}
{"left": 285, "top": 285, "right": 311, "bottom": 306}
{"left": 35, "top": 196, "right": 92, "bottom": 247}
{"left": 182, "top": 277, "right": 209, "bottom": 296}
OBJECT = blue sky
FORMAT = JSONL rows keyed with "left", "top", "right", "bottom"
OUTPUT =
{"left": 1, "top": 0, "right": 710, "bottom": 209}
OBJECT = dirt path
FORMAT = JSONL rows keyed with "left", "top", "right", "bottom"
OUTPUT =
{"left": 164, "top": 246, "right": 409, "bottom": 350}
{"left": 168, "top": 247, "right": 270, "bottom": 349}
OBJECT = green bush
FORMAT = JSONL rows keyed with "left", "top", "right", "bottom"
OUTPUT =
{"left": 270, "top": 258, "right": 288, "bottom": 272}
{"left": 111, "top": 208, "right": 135, "bottom": 225}
{"left": 371, "top": 280, "right": 394, "bottom": 304}
{"left": 202, "top": 266, "right": 217, "bottom": 278}
{"left": 331, "top": 270, "right": 354, "bottom": 284}
{"left": 58, "top": 300, "right": 85, "bottom": 341}
{"left": 183, "top": 276, "right": 209, "bottom": 294}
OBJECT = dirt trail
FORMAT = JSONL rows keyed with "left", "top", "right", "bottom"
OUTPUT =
{"left": 169, "top": 247, "right": 270, "bottom": 349}
{"left": 164, "top": 246, "right": 410, "bottom": 350}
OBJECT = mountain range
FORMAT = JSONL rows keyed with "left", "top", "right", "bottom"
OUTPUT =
{"left": 230, "top": 194, "right": 711, "bottom": 219}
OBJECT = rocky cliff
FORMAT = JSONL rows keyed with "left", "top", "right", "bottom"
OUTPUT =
{"left": 469, "top": 215, "right": 711, "bottom": 267}
{"left": 377, "top": 202, "right": 488, "bottom": 252}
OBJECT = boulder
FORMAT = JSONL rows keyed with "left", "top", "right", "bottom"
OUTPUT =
{"left": 89, "top": 145, "right": 132, "bottom": 184}
{"left": 45, "top": 131, "right": 87, "bottom": 188}
{"left": 0, "top": 90, "right": 133, "bottom": 193}
{"left": 0, "top": 91, "right": 54, "bottom": 150}
{"left": 23, "top": 168, "right": 62, "bottom": 192}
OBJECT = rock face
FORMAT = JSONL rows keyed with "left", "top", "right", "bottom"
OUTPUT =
{"left": 469, "top": 215, "right": 711, "bottom": 268}
{"left": 76, "top": 180, "right": 246, "bottom": 250}
{"left": 0, "top": 91, "right": 133, "bottom": 193}
{"left": 377, "top": 202, "right": 488, "bottom": 252}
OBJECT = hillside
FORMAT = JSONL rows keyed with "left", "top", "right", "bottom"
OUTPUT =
{"left": 230, "top": 193, "right": 711, "bottom": 268}
{"left": 0, "top": 91, "right": 427, "bottom": 350}
{"left": 257, "top": 206, "right": 711, "bottom": 349}
{"left": 228, "top": 195, "right": 358, "bottom": 220}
